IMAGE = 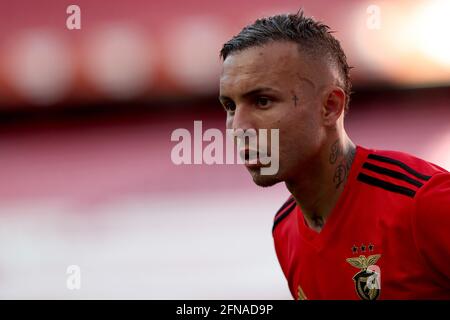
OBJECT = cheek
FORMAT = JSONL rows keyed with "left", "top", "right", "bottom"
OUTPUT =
{"left": 277, "top": 111, "right": 321, "bottom": 155}
{"left": 285, "top": 103, "right": 321, "bottom": 138}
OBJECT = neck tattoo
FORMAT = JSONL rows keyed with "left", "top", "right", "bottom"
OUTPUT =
{"left": 330, "top": 140, "right": 356, "bottom": 189}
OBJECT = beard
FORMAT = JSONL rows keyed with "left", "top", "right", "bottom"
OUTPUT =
{"left": 247, "top": 166, "right": 282, "bottom": 187}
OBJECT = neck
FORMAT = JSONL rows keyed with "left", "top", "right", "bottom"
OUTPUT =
{"left": 285, "top": 135, "right": 356, "bottom": 233}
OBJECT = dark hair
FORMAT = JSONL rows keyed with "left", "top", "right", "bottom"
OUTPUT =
{"left": 220, "top": 10, "right": 352, "bottom": 112}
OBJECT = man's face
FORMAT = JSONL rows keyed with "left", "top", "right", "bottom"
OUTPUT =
{"left": 219, "top": 41, "right": 329, "bottom": 186}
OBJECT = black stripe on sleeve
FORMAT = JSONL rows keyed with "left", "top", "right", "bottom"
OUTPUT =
{"left": 367, "top": 154, "right": 431, "bottom": 181}
{"left": 274, "top": 197, "right": 295, "bottom": 220}
{"left": 362, "top": 162, "right": 424, "bottom": 188}
{"left": 357, "top": 173, "right": 416, "bottom": 198}
{"left": 272, "top": 200, "right": 297, "bottom": 233}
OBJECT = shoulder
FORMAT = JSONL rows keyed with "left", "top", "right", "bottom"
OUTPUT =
{"left": 272, "top": 195, "right": 296, "bottom": 233}
{"left": 356, "top": 147, "right": 448, "bottom": 198}
{"left": 415, "top": 171, "right": 450, "bottom": 218}
{"left": 365, "top": 148, "right": 447, "bottom": 177}
{"left": 356, "top": 146, "right": 450, "bottom": 236}
{"left": 412, "top": 171, "right": 450, "bottom": 281}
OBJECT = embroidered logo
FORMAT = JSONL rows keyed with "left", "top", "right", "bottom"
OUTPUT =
{"left": 346, "top": 244, "right": 381, "bottom": 300}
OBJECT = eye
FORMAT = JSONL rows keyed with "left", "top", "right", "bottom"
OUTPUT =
{"left": 256, "top": 96, "right": 271, "bottom": 108}
{"left": 222, "top": 100, "right": 236, "bottom": 113}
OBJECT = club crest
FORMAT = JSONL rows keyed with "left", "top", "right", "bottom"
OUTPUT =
{"left": 346, "top": 253, "right": 381, "bottom": 300}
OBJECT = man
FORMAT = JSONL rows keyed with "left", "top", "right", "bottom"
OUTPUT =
{"left": 218, "top": 11, "right": 450, "bottom": 300}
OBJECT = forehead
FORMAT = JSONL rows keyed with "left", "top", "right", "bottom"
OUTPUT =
{"left": 220, "top": 42, "right": 309, "bottom": 93}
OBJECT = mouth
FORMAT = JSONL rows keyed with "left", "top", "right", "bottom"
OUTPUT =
{"left": 239, "top": 148, "right": 263, "bottom": 168}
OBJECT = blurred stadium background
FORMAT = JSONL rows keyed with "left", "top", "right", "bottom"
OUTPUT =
{"left": 0, "top": 0, "right": 449, "bottom": 299}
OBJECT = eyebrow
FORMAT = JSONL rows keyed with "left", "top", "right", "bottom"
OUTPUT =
{"left": 219, "top": 87, "right": 281, "bottom": 101}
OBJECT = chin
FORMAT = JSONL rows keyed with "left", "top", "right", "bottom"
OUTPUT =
{"left": 249, "top": 169, "right": 282, "bottom": 187}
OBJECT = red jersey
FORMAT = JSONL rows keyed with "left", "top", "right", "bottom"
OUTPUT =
{"left": 273, "top": 145, "right": 450, "bottom": 300}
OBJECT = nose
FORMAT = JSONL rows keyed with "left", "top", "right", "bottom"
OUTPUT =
{"left": 227, "top": 104, "right": 254, "bottom": 131}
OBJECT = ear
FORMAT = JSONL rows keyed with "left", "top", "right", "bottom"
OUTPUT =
{"left": 321, "top": 86, "right": 346, "bottom": 126}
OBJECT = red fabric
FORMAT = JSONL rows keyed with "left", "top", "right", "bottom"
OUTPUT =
{"left": 273, "top": 146, "right": 450, "bottom": 300}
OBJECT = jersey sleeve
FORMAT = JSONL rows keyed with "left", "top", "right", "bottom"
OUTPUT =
{"left": 413, "top": 172, "right": 450, "bottom": 286}
{"left": 272, "top": 196, "right": 297, "bottom": 299}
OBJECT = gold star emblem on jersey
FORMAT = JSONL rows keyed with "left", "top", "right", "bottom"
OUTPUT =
{"left": 346, "top": 253, "right": 381, "bottom": 300}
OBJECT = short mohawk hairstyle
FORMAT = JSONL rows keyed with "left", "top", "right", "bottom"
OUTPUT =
{"left": 220, "top": 10, "right": 352, "bottom": 112}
